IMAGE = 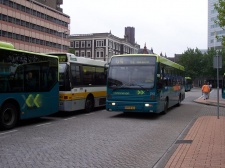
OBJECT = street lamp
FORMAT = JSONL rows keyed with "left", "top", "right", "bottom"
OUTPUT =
{"left": 58, "top": 30, "right": 67, "bottom": 52}
{"left": 214, "top": 32, "right": 223, "bottom": 119}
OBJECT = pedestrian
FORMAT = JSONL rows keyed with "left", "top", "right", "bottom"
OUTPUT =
{"left": 209, "top": 83, "right": 212, "bottom": 91}
{"left": 202, "top": 81, "right": 210, "bottom": 100}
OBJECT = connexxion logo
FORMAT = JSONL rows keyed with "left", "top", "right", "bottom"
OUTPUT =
{"left": 25, "top": 94, "right": 42, "bottom": 108}
{"left": 137, "top": 90, "right": 145, "bottom": 95}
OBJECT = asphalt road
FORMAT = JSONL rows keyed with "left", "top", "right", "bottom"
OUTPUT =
{"left": 0, "top": 88, "right": 224, "bottom": 168}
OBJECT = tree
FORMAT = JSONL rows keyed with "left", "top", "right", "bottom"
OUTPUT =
{"left": 214, "top": 0, "right": 225, "bottom": 46}
{"left": 176, "top": 48, "right": 205, "bottom": 80}
{"left": 68, "top": 48, "right": 75, "bottom": 54}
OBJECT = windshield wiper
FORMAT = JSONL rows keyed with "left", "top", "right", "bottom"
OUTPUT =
{"left": 129, "top": 83, "right": 149, "bottom": 91}
{"left": 112, "top": 82, "right": 131, "bottom": 91}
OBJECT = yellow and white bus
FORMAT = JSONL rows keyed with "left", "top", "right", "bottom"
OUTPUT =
{"left": 47, "top": 53, "right": 107, "bottom": 112}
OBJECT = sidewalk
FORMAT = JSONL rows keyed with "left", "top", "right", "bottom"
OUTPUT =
{"left": 164, "top": 89, "right": 225, "bottom": 168}
{"left": 193, "top": 93, "right": 225, "bottom": 107}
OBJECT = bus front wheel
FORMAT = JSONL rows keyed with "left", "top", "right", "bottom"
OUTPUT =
{"left": 161, "top": 99, "right": 168, "bottom": 115}
{"left": 85, "top": 96, "right": 94, "bottom": 113}
{"left": 0, "top": 103, "right": 18, "bottom": 130}
{"left": 176, "top": 94, "right": 182, "bottom": 107}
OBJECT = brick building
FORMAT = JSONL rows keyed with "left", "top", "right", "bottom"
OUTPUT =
{"left": 0, "top": 0, "right": 70, "bottom": 53}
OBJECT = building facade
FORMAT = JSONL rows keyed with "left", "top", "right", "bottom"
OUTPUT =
{"left": 125, "top": 26, "right": 135, "bottom": 45}
{"left": 0, "top": 0, "right": 70, "bottom": 53}
{"left": 35, "top": 0, "right": 63, "bottom": 12}
{"left": 69, "top": 32, "right": 140, "bottom": 62}
{"left": 208, "top": 0, "right": 224, "bottom": 49}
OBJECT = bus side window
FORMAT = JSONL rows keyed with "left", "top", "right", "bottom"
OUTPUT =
{"left": 163, "top": 75, "right": 169, "bottom": 86}
{"left": 25, "top": 71, "right": 37, "bottom": 91}
{"left": 13, "top": 68, "right": 24, "bottom": 91}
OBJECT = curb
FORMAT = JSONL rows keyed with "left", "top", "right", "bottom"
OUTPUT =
{"left": 193, "top": 99, "right": 225, "bottom": 107}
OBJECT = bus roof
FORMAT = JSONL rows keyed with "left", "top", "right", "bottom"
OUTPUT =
{"left": 46, "top": 52, "right": 107, "bottom": 67}
{"left": 0, "top": 41, "right": 14, "bottom": 49}
{"left": 0, "top": 42, "right": 58, "bottom": 59}
{"left": 110, "top": 54, "right": 185, "bottom": 71}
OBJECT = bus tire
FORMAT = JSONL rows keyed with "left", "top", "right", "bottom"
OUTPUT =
{"left": 0, "top": 103, "right": 18, "bottom": 130}
{"left": 176, "top": 94, "right": 181, "bottom": 107}
{"left": 85, "top": 96, "right": 94, "bottom": 113}
{"left": 161, "top": 98, "right": 168, "bottom": 115}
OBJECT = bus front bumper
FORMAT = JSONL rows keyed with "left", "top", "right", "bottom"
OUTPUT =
{"left": 106, "top": 101, "right": 158, "bottom": 113}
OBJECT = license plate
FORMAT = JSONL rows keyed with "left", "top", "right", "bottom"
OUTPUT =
{"left": 125, "top": 106, "right": 135, "bottom": 110}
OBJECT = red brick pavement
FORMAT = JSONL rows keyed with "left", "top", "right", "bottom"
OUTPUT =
{"left": 164, "top": 116, "right": 225, "bottom": 168}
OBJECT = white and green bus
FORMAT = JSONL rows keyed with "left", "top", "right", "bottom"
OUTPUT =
{"left": 47, "top": 53, "right": 107, "bottom": 112}
{"left": 106, "top": 54, "right": 185, "bottom": 114}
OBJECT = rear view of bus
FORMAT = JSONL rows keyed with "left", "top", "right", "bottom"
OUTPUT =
{"left": 185, "top": 77, "right": 192, "bottom": 91}
{"left": 106, "top": 54, "right": 185, "bottom": 114}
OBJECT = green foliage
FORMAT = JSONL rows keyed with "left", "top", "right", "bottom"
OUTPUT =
{"left": 176, "top": 48, "right": 205, "bottom": 79}
{"left": 214, "top": 0, "right": 225, "bottom": 46}
{"left": 176, "top": 48, "right": 225, "bottom": 81}
{"left": 68, "top": 48, "right": 75, "bottom": 54}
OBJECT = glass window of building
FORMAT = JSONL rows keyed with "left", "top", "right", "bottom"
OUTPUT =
{"left": 81, "top": 41, "right": 85, "bottom": 48}
{"left": 75, "top": 41, "right": 79, "bottom": 48}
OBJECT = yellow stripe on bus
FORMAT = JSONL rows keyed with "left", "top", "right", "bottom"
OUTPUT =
{"left": 59, "top": 91, "right": 106, "bottom": 100}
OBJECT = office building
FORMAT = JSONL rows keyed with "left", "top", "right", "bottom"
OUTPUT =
{"left": 35, "top": 0, "right": 63, "bottom": 12}
{"left": 208, "top": 0, "right": 224, "bottom": 49}
{"left": 0, "top": 0, "right": 70, "bottom": 53}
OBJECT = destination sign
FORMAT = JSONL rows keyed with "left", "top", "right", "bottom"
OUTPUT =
{"left": 57, "top": 55, "right": 67, "bottom": 62}
{"left": 111, "top": 56, "right": 156, "bottom": 65}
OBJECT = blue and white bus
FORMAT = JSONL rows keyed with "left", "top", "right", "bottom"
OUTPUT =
{"left": 0, "top": 42, "right": 59, "bottom": 130}
{"left": 106, "top": 54, "right": 185, "bottom": 114}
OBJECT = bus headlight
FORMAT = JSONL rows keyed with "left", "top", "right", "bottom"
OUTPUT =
{"left": 112, "top": 102, "right": 116, "bottom": 106}
{"left": 145, "top": 104, "right": 152, "bottom": 107}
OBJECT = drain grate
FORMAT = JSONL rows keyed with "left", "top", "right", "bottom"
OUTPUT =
{"left": 175, "top": 140, "right": 193, "bottom": 144}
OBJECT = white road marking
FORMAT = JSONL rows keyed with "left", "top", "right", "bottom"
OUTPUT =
{"left": 0, "top": 130, "right": 18, "bottom": 135}
{"left": 85, "top": 113, "right": 94, "bottom": 116}
{"left": 35, "top": 123, "right": 51, "bottom": 127}
{"left": 64, "top": 117, "right": 77, "bottom": 120}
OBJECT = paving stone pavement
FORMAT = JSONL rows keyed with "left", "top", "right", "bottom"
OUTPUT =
{"left": 162, "top": 88, "right": 225, "bottom": 168}
{"left": 0, "top": 88, "right": 225, "bottom": 168}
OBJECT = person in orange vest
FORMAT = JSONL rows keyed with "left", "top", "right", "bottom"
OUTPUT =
{"left": 202, "top": 81, "right": 210, "bottom": 100}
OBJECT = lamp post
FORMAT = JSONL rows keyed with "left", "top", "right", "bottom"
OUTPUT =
{"left": 214, "top": 32, "right": 223, "bottom": 119}
{"left": 58, "top": 30, "right": 67, "bottom": 52}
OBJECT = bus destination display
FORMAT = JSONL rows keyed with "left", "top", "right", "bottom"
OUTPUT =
{"left": 111, "top": 56, "right": 156, "bottom": 65}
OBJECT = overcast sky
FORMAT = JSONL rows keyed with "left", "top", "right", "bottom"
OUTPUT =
{"left": 61, "top": 0, "right": 208, "bottom": 57}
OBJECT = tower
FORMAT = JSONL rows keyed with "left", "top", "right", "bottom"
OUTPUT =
{"left": 125, "top": 27, "right": 135, "bottom": 44}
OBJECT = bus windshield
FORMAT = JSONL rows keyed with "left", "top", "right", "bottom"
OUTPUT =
{"left": 59, "top": 63, "right": 67, "bottom": 73}
{"left": 108, "top": 65, "right": 155, "bottom": 89}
